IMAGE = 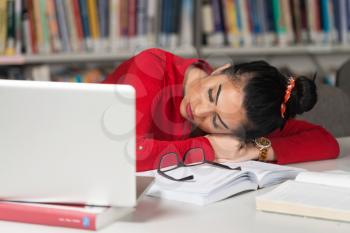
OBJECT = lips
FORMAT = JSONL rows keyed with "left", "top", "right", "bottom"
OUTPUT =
{"left": 186, "top": 103, "right": 194, "bottom": 121}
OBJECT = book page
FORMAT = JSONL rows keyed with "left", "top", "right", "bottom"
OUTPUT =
{"left": 296, "top": 170, "right": 350, "bottom": 189}
{"left": 224, "top": 161, "right": 304, "bottom": 188}
{"left": 152, "top": 164, "right": 254, "bottom": 195}
{"left": 256, "top": 180, "right": 350, "bottom": 221}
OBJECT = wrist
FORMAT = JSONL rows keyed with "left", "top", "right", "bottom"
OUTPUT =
{"left": 239, "top": 143, "right": 260, "bottom": 161}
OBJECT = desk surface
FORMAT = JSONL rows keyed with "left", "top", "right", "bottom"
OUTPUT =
{"left": 1, "top": 137, "right": 350, "bottom": 233}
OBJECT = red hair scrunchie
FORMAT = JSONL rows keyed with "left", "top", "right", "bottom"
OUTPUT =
{"left": 280, "top": 78, "right": 295, "bottom": 118}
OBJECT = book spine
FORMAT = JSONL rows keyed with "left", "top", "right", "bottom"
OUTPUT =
{"left": 291, "top": 0, "right": 302, "bottom": 44}
{"left": 272, "top": 0, "right": 287, "bottom": 46}
{"left": 64, "top": 0, "right": 79, "bottom": 52}
{"left": 222, "top": 0, "right": 232, "bottom": 47}
{"left": 39, "top": 0, "right": 51, "bottom": 53}
{"left": 307, "top": 0, "right": 317, "bottom": 44}
{"left": 87, "top": 0, "right": 100, "bottom": 51}
{"left": 210, "top": 0, "right": 225, "bottom": 46}
{"left": 119, "top": 0, "right": 128, "bottom": 49}
{"left": 347, "top": 0, "right": 350, "bottom": 43}
{"left": 169, "top": 0, "right": 180, "bottom": 49}
{"left": 159, "top": 0, "right": 168, "bottom": 47}
{"left": 72, "top": 0, "right": 85, "bottom": 51}
{"left": 180, "top": 0, "right": 194, "bottom": 48}
{"left": 32, "top": 0, "right": 43, "bottom": 53}
{"left": 5, "top": 0, "right": 15, "bottom": 55}
{"left": 109, "top": 0, "right": 117, "bottom": 50}
{"left": 201, "top": 0, "right": 214, "bottom": 46}
{"left": 78, "top": 0, "right": 92, "bottom": 51}
{"left": 98, "top": 0, "right": 109, "bottom": 50}
{"left": 46, "top": 0, "right": 61, "bottom": 53}
{"left": 328, "top": 0, "right": 337, "bottom": 44}
{"left": 248, "top": 0, "right": 263, "bottom": 46}
{"left": 128, "top": 0, "right": 136, "bottom": 49}
{"left": 55, "top": 0, "right": 71, "bottom": 52}
{"left": 299, "top": 0, "right": 309, "bottom": 44}
{"left": 22, "top": 0, "right": 32, "bottom": 54}
{"left": 0, "top": 0, "right": 7, "bottom": 54}
{"left": 0, "top": 202, "right": 97, "bottom": 230}
{"left": 256, "top": 0, "right": 267, "bottom": 46}
{"left": 146, "top": 0, "right": 157, "bottom": 47}
{"left": 14, "top": 0, "right": 21, "bottom": 54}
{"left": 27, "top": 0, "right": 37, "bottom": 54}
{"left": 320, "top": 0, "right": 331, "bottom": 44}
{"left": 338, "top": 0, "right": 347, "bottom": 44}
{"left": 281, "top": 0, "right": 294, "bottom": 45}
{"left": 237, "top": 0, "right": 252, "bottom": 47}
{"left": 264, "top": 0, "right": 275, "bottom": 46}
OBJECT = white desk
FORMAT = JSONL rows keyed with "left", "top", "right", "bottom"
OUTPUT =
{"left": 1, "top": 137, "right": 350, "bottom": 233}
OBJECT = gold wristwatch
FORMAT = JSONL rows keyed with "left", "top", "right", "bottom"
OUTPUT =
{"left": 254, "top": 137, "right": 271, "bottom": 161}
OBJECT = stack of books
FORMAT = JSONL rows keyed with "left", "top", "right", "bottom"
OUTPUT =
{"left": 0, "top": 201, "right": 133, "bottom": 230}
{"left": 0, "top": 177, "right": 154, "bottom": 230}
{"left": 0, "top": 0, "right": 195, "bottom": 56}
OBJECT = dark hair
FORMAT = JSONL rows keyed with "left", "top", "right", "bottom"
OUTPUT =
{"left": 222, "top": 60, "right": 317, "bottom": 140}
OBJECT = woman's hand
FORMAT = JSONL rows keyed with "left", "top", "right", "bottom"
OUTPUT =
{"left": 205, "top": 134, "right": 259, "bottom": 163}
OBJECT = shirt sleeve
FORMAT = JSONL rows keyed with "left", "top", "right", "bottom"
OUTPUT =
{"left": 136, "top": 136, "right": 215, "bottom": 172}
{"left": 267, "top": 119, "right": 340, "bottom": 164}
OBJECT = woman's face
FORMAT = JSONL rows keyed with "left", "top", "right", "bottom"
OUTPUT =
{"left": 180, "top": 68, "right": 247, "bottom": 134}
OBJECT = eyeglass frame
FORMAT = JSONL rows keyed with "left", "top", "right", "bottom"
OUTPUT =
{"left": 157, "top": 147, "right": 241, "bottom": 182}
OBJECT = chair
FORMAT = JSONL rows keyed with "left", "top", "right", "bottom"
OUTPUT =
{"left": 297, "top": 83, "right": 350, "bottom": 137}
{"left": 336, "top": 59, "right": 350, "bottom": 99}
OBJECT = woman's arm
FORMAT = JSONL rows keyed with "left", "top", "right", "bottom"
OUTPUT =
{"left": 266, "top": 119, "right": 340, "bottom": 164}
{"left": 205, "top": 119, "right": 340, "bottom": 164}
{"left": 136, "top": 136, "right": 216, "bottom": 172}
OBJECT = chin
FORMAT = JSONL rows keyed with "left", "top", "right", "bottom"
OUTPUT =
{"left": 179, "top": 101, "right": 187, "bottom": 119}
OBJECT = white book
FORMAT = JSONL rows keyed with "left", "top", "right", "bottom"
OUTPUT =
{"left": 179, "top": 0, "right": 193, "bottom": 48}
{"left": 146, "top": 161, "right": 303, "bottom": 206}
{"left": 109, "top": 0, "right": 120, "bottom": 51}
{"left": 256, "top": 170, "right": 350, "bottom": 222}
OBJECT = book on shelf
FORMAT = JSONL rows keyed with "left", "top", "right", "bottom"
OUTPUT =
{"left": 256, "top": 170, "right": 350, "bottom": 222}
{"left": 144, "top": 160, "right": 304, "bottom": 205}
{"left": 0, "top": 0, "right": 195, "bottom": 56}
{"left": 201, "top": 0, "right": 350, "bottom": 48}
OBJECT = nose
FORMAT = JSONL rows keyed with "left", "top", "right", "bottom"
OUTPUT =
{"left": 193, "top": 102, "right": 215, "bottom": 118}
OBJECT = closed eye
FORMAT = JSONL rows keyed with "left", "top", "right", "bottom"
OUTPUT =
{"left": 212, "top": 114, "right": 219, "bottom": 128}
{"left": 208, "top": 88, "right": 214, "bottom": 102}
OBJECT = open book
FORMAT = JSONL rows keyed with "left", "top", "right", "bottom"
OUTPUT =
{"left": 256, "top": 170, "right": 350, "bottom": 222}
{"left": 145, "top": 161, "right": 304, "bottom": 205}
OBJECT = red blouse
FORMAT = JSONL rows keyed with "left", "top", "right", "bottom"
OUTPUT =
{"left": 101, "top": 48, "right": 340, "bottom": 172}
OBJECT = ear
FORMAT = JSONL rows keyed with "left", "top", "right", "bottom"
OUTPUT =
{"left": 211, "top": 63, "right": 231, "bottom": 75}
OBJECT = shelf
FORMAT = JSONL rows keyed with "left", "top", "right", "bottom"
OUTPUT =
{"left": 201, "top": 45, "right": 350, "bottom": 57}
{"left": 1, "top": 45, "right": 350, "bottom": 66}
{"left": 0, "top": 47, "right": 197, "bottom": 66}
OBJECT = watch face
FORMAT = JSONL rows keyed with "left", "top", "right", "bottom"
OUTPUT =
{"left": 255, "top": 137, "right": 271, "bottom": 148}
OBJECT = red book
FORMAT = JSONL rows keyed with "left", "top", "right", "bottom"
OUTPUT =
{"left": 27, "top": 0, "right": 37, "bottom": 54}
{"left": 72, "top": 0, "right": 84, "bottom": 49}
{"left": 128, "top": 0, "right": 136, "bottom": 37}
{"left": 0, "top": 201, "right": 133, "bottom": 231}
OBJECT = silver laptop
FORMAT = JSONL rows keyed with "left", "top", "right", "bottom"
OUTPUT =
{"left": 0, "top": 79, "right": 136, "bottom": 207}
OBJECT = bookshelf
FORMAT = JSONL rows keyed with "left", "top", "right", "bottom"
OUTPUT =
{"left": 0, "top": 0, "right": 350, "bottom": 83}
{"left": 201, "top": 45, "right": 350, "bottom": 57}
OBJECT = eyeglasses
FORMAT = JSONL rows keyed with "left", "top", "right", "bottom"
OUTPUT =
{"left": 157, "top": 147, "right": 241, "bottom": 182}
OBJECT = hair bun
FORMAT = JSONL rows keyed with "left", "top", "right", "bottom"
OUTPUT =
{"left": 287, "top": 76, "right": 317, "bottom": 117}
